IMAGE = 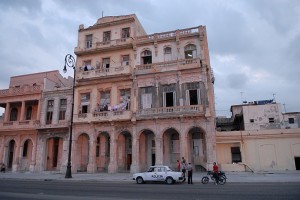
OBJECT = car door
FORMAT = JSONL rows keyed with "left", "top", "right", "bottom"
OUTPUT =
{"left": 154, "top": 167, "right": 165, "bottom": 181}
{"left": 145, "top": 167, "right": 156, "bottom": 181}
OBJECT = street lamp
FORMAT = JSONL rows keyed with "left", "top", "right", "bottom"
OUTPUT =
{"left": 63, "top": 54, "right": 76, "bottom": 178}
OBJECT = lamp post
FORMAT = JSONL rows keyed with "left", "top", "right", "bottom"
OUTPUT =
{"left": 63, "top": 54, "right": 76, "bottom": 178}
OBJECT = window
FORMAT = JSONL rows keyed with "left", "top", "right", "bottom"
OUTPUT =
{"left": 250, "top": 119, "right": 254, "bottom": 123}
{"left": 59, "top": 99, "right": 67, "bottom": 120}
{"left": 103, "top": 31, "right": 111, "bottom": 43}
{"left": 288, "top": 118, "right": 295, "bottom": 124}
{"left": 83, "top": 60, "right": 91, "bottom": 71}
{"left": 26, "top": 106, "right": 32, "bottom": 120}
{"left": 99, "top": 91, "right": 110, "bottom": 112}
{"left": 141, "top": 50, "right": 152, "bottom": 64}
{"left": 269, "top": 118, "right": 275, "bottom": 123}
{"left": 80, "top": 93, "right": 90, "bottom": 114}
{"left": 186, "top": 82, "right": 200, "bottom": 106}
{"left": 122, "top": 55, "right": 129, "bottom": 66}
{"left": 96, "top": 137, "right": 100, "bottom": 157}
{"left": 164, "top": 47, "right": 172, "bottom": 62}
{"left": 102, "top": 58, "right": 110, "bottom": 70}
{"left": 141, "top": 87, "right": 153, "bottom": 109}
{"left": 86, "top": 34, "right": 93, "bottom": 48}
{"left": 231, "top": 147, "right": 242, "bottom": 163}
{"left": 10, "top": 107, "right": 18, "bottom": 121}
{"left": 46, "top": 100, "right": 54, "bottom": 124}
{"left": 23, "top": 140, "right": 29, "bottom": 157}
{"left": 120, "top": 89, "right": 131, "bottom": 110}
{"left": 121, "top": 27, "right": 130, "bottom": 39}
{"left": 163, "top": 85, "right": 176, "bottom": 107}
{"left": 184, "top": 44, "right": 197, "bottom": 59}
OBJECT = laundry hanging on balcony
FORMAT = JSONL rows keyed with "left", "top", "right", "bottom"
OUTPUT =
{"left": 108, "top": 97, "right": 130, "bottom": 111}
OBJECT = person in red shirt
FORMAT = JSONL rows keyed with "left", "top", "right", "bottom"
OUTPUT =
{"left": 212, "top": 162, "right": 219, "bottom": 185}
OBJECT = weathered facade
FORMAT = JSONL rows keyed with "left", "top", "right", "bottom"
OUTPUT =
{"left": 72, "top": 14, "right": 216, "bottom": 173}
{"left": 216, "top": 101, "right": 300, "bottom": 171}
{"left": 0, "top": 70, "right": 72, "bottom": 172}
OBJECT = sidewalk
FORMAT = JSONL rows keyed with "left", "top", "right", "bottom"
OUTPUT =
{"left": 1, "top": 171, "right": 300, "bottom": 183}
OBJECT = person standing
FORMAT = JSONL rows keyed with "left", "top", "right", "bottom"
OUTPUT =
{"left": 187, "top": 163, "right": 193, "bottom": 184}
{"left": 177, "top": 160, "right": 181, "bottom": 172}
{"left": 213, "top": 162, "right": 219, "bottom": 185}
{"left": 181, "top": 157, "right": 187, "bottom": 181}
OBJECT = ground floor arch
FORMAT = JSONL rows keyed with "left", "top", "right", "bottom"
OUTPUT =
{"left": 96, "top": 132, "right": 110, "bottom": 172}
{"left": 117, "top": 131, "right": 132, "bottom": 172}
{"left": 163, "top": 128, "right": 180, "bottom": 169}
{"left": 7, "top": 140, "right": 16, "bottom": 170}
{"left": 139, "top": 129, "right": 155, "bottom": 171}
{"left": 45, "top": 137, "right": 63, "bottom": 171}
{"left": 20, "top": 139, "right": 33, "bottom": 171}
{"left": 76, "top": 133, "right": 90, "bottom": 172}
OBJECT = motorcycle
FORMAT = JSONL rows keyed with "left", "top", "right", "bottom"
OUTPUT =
{"left": 201, "top": 171, "right": 227, "bottom": 185}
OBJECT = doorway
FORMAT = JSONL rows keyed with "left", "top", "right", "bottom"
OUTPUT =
{"left": 295, "top": 157, "right": 300, "bottom": 170}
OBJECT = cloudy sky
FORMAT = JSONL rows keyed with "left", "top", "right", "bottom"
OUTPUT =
{"left": 0, "top": 0, "right": 299, "bottom": 116}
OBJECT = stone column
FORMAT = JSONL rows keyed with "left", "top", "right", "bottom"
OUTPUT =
{"left": 4, "top": 103, "right": 10, "bottom": 122}
{"left": 87, "top": 138, "right": 97, "bottom": 173}
{"left": 0, "top": 136, "right": 4, "bottom": 162}
{"left": 29, "top": 141, "right": 37, "bottom": 172}
{"left": 13, "top": 136, "right": 21, "bottom": 172}
{"left": 36, "top": 98, "right": 42, "bottom": 121}
{"left": 52, "top": 97, "right": 60, "bottom": 124}
{"left": 130, "top": 126, "right": 139, "bottom": 173}
{"left": 180, "top": 133, "right": 188, "bottom": 163}
{"left": 155, "top": 135, "right": 163, "bottom": 165}
{"left": 20, "top": 101, "right": 26, "bottom": 121}
{"left": 108, "top": 132, "right": 118, "bottom": 173}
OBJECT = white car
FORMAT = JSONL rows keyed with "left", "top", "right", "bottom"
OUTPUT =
{"left": 133, "top": 165, "right": 184, "bottom": 184}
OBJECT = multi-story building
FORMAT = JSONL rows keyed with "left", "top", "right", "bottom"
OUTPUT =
{"left": 216, "top": 101, "right": 300, "bottom": 171}
{"left": 0, "top": 70, "right": 72, "bottom": 172}
{"left": 72, "top": 14, "right": 216, "bottom": 173}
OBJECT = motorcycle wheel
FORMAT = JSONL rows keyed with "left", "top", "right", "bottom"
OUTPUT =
{"left": 218, "top": 176, "right": 226, "bottom": 185}
{"left": 201, "top": 176, "right": 209, "bottom": 184}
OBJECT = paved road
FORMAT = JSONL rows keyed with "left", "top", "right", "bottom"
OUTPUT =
{"left": 1, "top": 179, "right": 300, "bottom": 200}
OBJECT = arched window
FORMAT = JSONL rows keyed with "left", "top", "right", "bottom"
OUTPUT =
{"left": 141, "top": 50, "right": 152, "bottom": 64}
{"left": 26, "top": 106, "right": 32, "bottom": 120}
{"left": 10, "top": 107, "right": 18, "bottom": 121}
{"left": 164, "top": 47, "right": 172, "bottom": 62}
{"left": 184, "top": 44, "right": 197, "bottom": 59}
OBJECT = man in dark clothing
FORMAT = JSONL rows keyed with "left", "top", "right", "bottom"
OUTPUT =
{"left": 187, "top": 163, "right": 193, "bottom": 184}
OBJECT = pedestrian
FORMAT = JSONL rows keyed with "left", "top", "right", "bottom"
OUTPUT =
{"left": 0, "top": 163, "right": 5, "bottom": 173}
{"left": 212, "top": 162, "right": 219, "bottom": 185}
{"left": 177, "top": 160, "right": 181, "bottom": 172}
{"left": 187, "top": 162, "right": 193, "bottom": 184}
{"left": 181, "top": 157, "right": 187, "bottom": 181}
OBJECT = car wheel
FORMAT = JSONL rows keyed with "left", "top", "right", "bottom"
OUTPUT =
{"left": 201, "top": 176, "right": 209, "bottom": 184}
{"left": 166, "top": 177, "right": 174, "bottom": 184}
{"left": 136, "top": 177, "right": 144, "bottom": 184}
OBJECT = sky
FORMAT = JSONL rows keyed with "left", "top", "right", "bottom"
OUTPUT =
{"left": 0, "top": 0, "right": 299, "bottom": 117}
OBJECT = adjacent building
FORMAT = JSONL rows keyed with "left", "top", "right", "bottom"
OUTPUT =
{"left": 216, "top": 101, "right": 300, "bottom": 171}
{"left": 0, "top": 70, "right": 73, "bottom": 172}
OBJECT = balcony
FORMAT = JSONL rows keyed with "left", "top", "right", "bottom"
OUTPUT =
{"left": 136, "top": 27, "right": 200, "bottom": 44}
{"left": 136, "top": 105, "right": 205, "bottom": 119}
{"left": 135, "top": 58, "right": 201, "bottom": 75}
{"left": 74, "top": 110, "right": 132, "bottom": 123}
{"left": 37, "top": 120, "right": 70, "bottom": 130}
{"left": 0, "top": 120, "right": 40, "bottom": 130}
{"left": 76, "top": 64, "right": 132, "bottom": 81}
{"left": 0, "top": 85, "right": 42, "bottom": 97}
{"left": 74, "top": 37, "right": 133, "bottom": 55}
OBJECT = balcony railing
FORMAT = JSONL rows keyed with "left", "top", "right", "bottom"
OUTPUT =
{"left": 0, "top": 120, "right": 40, "bottom": 129}
{"left": 136, "top": 27, "right": 199, "bottom": 43}
{"left": 77, "top": 64, "right": 132, "bottom": 80}
{"left": 136, "top": 105, "right": 204, "bottom": 117}
{"left": 74, "top": 37, "right": 133, "bottom": 54}
{"left": 0, "top": 85, "right": 42, "bottom": 97}
{"left": 136, "top": 58, "right": 200, "bottom": 75}
{"left": 74, "top": 110, "right": 132, "bottom": 122}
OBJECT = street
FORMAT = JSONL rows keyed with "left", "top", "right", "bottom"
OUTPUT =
{"left": 0, "top": 180, "right": 300, "bottom": 200}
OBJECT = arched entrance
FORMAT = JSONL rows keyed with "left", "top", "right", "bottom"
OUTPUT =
{"left": 117, "top": 131, "right": 132, "bottom": 172}
{"left": 7, "top": 140, "right": 16, "bottom": 169}
{"left": 139, "top": 129, "right": 155, "bottom": 171}
{"left": 96, "top": 132, "right": 110, "bottom": 172}
{"left": 46, "top": 137, "right": 63, "bottom": 171}
{"left": 187, "top": 127, "right": 206, "bottom": 171}
{"left": 20, "top": 139, "right": 33, "bottom": 171}
{"left": 77, "top": 133, "right": 89, "bottom": 172}
{"left": 163, "top": 128, "right": 180, "bottom": 169}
